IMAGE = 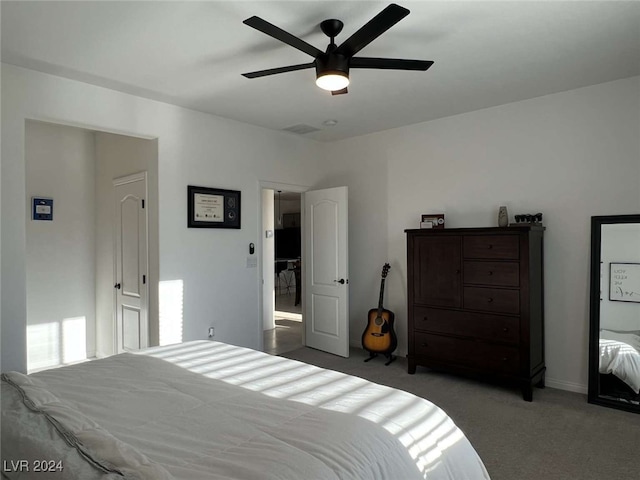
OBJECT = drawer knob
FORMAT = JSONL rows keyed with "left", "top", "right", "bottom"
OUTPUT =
{"left": 488, "top": 244, "right": 493, "bottom": 249}
{"left": 502, "top": 357, "right": 508, "bottom": 362}
{"left": 488, "top": 271, "right": 494, "bottom": 276}
{"left": 422, "top": 342, "right": 428, "bottom": 347}
{"left": 503, "top": 327, "right": 509, "bottom": 333}
{"left": 487, "top": 297, "right": 494, "bottom": 303}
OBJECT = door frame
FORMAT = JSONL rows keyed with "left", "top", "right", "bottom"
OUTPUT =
{"left": 258, "top": 181, "right": 310, "bottom": 351}
{"left": 113, "top": 171, "right": 149, "bottom": 352}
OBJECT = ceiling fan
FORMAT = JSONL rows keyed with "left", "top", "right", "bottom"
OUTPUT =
{"left": 241, "top": 3, "right": 434, "bottom": 95}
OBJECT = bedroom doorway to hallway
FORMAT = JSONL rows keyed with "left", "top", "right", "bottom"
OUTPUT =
{"left": 262, "top": 186, "right": 304, "bottom": 355}
{"left": 261, "top": 184, "right": 349, "bottom": 358}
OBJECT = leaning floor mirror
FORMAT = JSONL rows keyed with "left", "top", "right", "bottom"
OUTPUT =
{"left": 588, "top": 214, "right": 640, "bottom": 413}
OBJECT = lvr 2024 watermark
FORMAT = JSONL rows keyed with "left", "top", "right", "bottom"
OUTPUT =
{"left": 3, "top": 460, "right": 63, "bottom": 473}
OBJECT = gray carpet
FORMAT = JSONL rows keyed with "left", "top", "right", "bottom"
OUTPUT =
{"left": 280, "top": 347, "right": 639, "bottom": 480}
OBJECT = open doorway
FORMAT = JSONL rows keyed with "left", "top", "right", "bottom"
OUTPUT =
{"left": 262, "top": 187, "right": 303, "bottom": 355}
{"left": 24, "top": 120, "right": 159, "bottom": 372}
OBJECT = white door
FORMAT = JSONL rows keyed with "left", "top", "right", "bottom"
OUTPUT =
{"left": 114, "top": 172, "right": 148, "bottom": 353}
{"left": 304, "top": 186, "right": 349, "bottom": 357}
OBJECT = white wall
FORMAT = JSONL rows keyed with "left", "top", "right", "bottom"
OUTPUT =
{"left": 1, "top": 64, "right": 324, "bottom": 372}
{"left": 94, "top": 132, "right": 158, "bottom": 357}
{"left": 321, "top": 76, "right": 640, "bottom": 393}
{"left": 24, "top": 121, "right": 96, "bottom": 371}
{"left": 315, "top": 140, "right": 390, "bottom": 354}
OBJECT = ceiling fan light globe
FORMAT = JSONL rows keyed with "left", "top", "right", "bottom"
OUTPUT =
{"left": 316, "top": 73, "right": 349, "bottom": 91}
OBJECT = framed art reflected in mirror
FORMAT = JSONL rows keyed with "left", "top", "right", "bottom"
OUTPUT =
{"left": 588, "top": 214, "right": 640, "bottom": 413}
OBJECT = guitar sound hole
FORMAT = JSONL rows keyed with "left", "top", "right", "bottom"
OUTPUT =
{"left": 375, "top": 317, "right": 384, "bottom": 326}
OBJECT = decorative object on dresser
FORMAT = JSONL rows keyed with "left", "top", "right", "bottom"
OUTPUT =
{"left": 362, "top": 263, "right": 397, "bottom": 365}
{"left": 421, "top": 213, "right": 445, "bottom": 229}
{"left": 512, "top": 212, "right": 543, "bottom": 226}
{"left": 498, "top": 206, "right": 509, "bottom": 227}
{"left": 405, "top": 225, "right": 545, "bottom": 401}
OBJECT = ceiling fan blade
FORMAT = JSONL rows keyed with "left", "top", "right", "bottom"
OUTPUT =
{"left": 350, "top": 57, "right": 434, "bottom": 71}
{"left": 244, "top": 16, "right": 323, "bottom": 58}
{"left": 335, "top": 4, "right": 409, "bottom": 58}
{"left": 331, "top": 87, "right": 348, "bottom": 95}
{"left": 242, "top": 62, "right": 315, "bottom": 79}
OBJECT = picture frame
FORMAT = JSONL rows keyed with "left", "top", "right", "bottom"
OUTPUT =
{"left": 609, "top": 262, "right": 640, "bottom": 303}
{"left": 421, "top": 213, "right": 445, "bottom": 229}
{"left": 32, "top": 197, "right": 53, "bottom": 221}
{"left": 187, "top": 185, "right": 241, "bottom": 229}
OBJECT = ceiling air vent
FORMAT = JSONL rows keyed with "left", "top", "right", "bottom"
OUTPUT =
{"left": 282, "top": 124, "right": 320, "bottom": 135}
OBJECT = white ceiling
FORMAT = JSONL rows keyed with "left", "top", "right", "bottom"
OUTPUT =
{"left": 2, "top": 1, "right": 639, "bottom": 142}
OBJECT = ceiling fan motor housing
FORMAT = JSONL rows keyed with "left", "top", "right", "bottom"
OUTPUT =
{"left": 315, "top": 53, "right": 349, "bottom": 79}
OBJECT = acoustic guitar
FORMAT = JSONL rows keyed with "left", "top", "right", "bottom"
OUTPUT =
{"left": 362, "top": 263, "right": 397, "bottom": 365}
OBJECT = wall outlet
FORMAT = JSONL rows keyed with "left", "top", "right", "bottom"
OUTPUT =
{"left": 208, "top": 327, "right": 215, "bottom": 338}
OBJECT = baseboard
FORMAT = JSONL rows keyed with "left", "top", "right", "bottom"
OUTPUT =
{"left": 545, "top": 377, "right": 587, "bottom": 394}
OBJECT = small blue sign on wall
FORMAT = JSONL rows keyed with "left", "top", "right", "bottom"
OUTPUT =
{"left": 32, "top": 197, "right": 53, "bottom": 221}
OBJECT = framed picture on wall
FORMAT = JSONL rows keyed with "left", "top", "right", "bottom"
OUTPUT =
{"left": 187, "top": 185, "right": 241, "bottom": 229}
{"left": 609, "top": 262, "right": 640, "bottom": 303}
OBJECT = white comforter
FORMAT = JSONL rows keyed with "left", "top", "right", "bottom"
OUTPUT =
{"left": 2, "top": 341, "right": 489, "bottom": 479}
{"left": 599, "top": 330, "right": 640, "bottom": 393}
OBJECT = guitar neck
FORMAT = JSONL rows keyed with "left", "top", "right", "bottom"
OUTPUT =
{"left": 377, "top": 278, "right": 386, "bottom": 312}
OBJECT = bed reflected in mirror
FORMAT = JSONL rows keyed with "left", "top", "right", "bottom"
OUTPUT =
{"left": 589, "top": 215, "right": 640, "bottom": 413}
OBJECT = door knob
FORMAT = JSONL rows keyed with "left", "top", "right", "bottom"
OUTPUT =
{"left": 334, "top": 279, "right": 346, "bottom": 284}
{"left": 114, "top": 283, "right": 121, "bottom": 289}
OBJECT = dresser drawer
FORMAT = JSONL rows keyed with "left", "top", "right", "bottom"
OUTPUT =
{"left": 464, "top": 286, "right": 520, "bottom": 314}
{"left": 413, "top": 307, "right": 519, "bottom": 344}
{"left": 463, "top": 235, "right": 519, "bottom": 259}
{"left": 414, "top": 332, "right": 520, "bottom": 374}
{"left": 464, "top": 261, "right": 519, "bottom": 287}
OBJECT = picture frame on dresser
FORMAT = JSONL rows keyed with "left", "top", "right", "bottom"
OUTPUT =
{"left": 405, "top": 225, "right": 545, "bottom": 401}
{"left": 421, "top": 214, "right": 445, "bottom": 229}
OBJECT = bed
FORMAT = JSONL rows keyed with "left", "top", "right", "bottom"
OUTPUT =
{"left": 599, "top": 330, "right": 640, "bottom": 396}
{"left": 2, "top": 341, "right": 490, "bottom": 479}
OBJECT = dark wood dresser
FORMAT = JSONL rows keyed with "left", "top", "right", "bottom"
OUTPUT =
{"left": 405, "top": 226, "right": 545, "bottom": 401}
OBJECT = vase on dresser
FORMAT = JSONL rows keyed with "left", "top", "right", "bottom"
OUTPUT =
{"left": 498, "top": 206, "right": 509, "bottom": 227}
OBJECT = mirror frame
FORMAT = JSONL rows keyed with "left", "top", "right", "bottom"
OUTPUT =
{"left": 588, "top": 214, "right": 640, "bottom": 413}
